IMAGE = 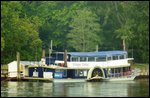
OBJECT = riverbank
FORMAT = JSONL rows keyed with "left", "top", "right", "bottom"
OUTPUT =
{"left": 131, "top": 63, "right": 149, "bottom": 70}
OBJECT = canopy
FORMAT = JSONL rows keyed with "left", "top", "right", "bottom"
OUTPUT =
{"left": 67, "top": 51, "right": 127, "bottom": 57}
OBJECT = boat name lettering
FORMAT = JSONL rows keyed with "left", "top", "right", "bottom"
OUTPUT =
{"left": 72, "top": 63, "right": 89, "bottom": 66}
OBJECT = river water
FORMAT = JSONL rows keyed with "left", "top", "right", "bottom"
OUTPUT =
{"left": 1, "top": 79, "right": 149, "bottom": 97}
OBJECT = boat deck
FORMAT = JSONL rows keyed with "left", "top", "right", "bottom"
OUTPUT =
{"left": 21, "top": 77, "right": 53, "bottom": 82}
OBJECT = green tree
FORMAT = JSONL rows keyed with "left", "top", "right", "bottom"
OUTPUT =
{"left": 112, "top": 1, "right": 149, "bottom": 63}
{"left": 1, "top": 1, "right": 149, "bottom": 64}
{"left": 67, "top": 7, "right": 102, "bottom": 52}
{"left": 130, "top": 1, "right": 149, "bottom": 63}
{"left": 39, "top": 1, "right": 84, "bottom": 52}
{"left": 112, "top": 1, "right": 135, "bottom": 51}
{"left": 1, "top": 1, "right": 42, "bottom": 63}
{"left": 90, "top": 1, "right": 122, "bottom": 50}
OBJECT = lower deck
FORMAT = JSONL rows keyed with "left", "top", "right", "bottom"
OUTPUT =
{"left": 28, "top": 66, "right": 133, "bottom": 80}
{"left": 29, "top": 67, "right": 89, "bottom": 79}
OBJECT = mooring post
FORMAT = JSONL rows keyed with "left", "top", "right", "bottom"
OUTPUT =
{"left": 17, "top": 52, "right": 20, "bottom": 80}
{"left": 64, "top": 49, "right": 67, "bottom": 67}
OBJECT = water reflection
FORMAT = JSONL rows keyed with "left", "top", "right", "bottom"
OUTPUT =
{"left": 127, "top": 79, "right": 149, "bottom": 97}
{"left": 1, "top": 79, "right": 149, "bottom": 97}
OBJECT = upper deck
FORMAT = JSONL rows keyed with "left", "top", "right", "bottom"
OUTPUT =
{"left": 67, "top": 51, "right": 127, "bottom": 57}
{"left": 54, "top": 50, "right": 128, "bottom": 62}
{"left": 52, "top": 50, "right": 133, "bottom": 68}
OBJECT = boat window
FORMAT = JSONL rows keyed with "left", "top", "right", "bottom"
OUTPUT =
{"left": 96, "top": 56, "right": 106, "bottom": 61}
{"left": 124, "top": 54, "right": 127, "bottom": 58}
{"left": 118, "top": 68, "right": 121, "bottom": 73}
{"left": 75, "top": 70, "right": 78, "bottom": 77}
{"left": 83, "top": 70, "right": 88, "bottom": 76}
{"left": 115, "top": 68, "right": 121, "bottom": 73}
{"left": 57, "top": 54, "right": 64, "bottom": 60}
{"left": 107, "top": 56, "right": 111, "bottom": 61}
{"left": 79, "top": 70, "right": 84, "bottom": 76}
{"left": 123, "top": 67, "right": 127, "bottom": 72}
{"left": 88, "top": 57, "right": 95, "bottom": 61}
{"left": 63, "top": 70, "right": 67, "bottom": 77}
{"left": 80, "top": 57, "right": 87, "bottom": 62}
{"left": 111, "top": 68, "right": 115, "bottom": 73}
{"left": 72, "top": 57, "right": 78, "bottom": 61}
{"left": 112, "top": 55, "right": 118, "bottom": 60}
{"left": 75, "top": 70, "right": 85, "bottom": 77}
{"left": 119, "top": 55, "right": 124, "bottom": 59}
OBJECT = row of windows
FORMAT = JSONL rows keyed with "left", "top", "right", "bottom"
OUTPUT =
{"left": 71, "top": 55, "right": 126, "bottom": 62}
{"left": 107, "top": 67, "right": 131, "bottom": 73}
{"left": 55, "top": 69, "right": 88, "bottom": 77}
{"left": 75, "top": 70, "right": 88, "bottom": 77}
{"left": 55, "top": 69, "right": 67, "bottom": 77}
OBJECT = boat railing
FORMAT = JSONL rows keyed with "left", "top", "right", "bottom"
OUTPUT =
{"left": 107, "top": 70, "right": 136, "bottom": 79}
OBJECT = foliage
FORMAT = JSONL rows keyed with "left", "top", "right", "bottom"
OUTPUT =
{"left": 132, "top": 63, "right": 149, "bottom": 70}
{"left": 67, "top": 7, "right": 101, "bottom": 52}
{"left": 1, "top": 1, "right": 42, "bottom": 63}
{"left": 1, "top": 1, "right": 149, "bottom": 64}
{"left": 1, "top": 65, "right": 8, "bottom": 70}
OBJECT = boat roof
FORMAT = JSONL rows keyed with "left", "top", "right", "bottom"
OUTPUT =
{"left": 56, "top": 50, "right": 127, "bottom": 57}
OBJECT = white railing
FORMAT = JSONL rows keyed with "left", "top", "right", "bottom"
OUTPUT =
{"left": 67, "top": 58, "right": 130, "bottom": 68}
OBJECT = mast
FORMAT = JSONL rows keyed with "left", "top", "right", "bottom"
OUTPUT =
{"left": 96, "top": 45, "right": 99, "bottom": 52}
{"left": 49, "top": 40, "right": 53, "bottom": 65}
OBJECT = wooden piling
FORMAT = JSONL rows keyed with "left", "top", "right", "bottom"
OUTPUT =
{"left": 17, "top": 52, "right": 20, "bottom": 81}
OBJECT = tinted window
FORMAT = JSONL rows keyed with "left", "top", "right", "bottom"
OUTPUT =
{"left": 119, "top": 55, "right": 124, "bottom": 59}
{"left": 96, "top": 57, "right": 106, "bottom": 61}
{"left": 72, "top": 57, "right": 78, "bottom": 61}
{"left": 88, "top": 57, "right": 95, "bottom": 61}
{"left": 107, "top": 56, "right": 111, "bottom": 61}
{"left": 80, "top": 57, "right": 87, "bottom": 61}
{"left": 112, "top": 55, "right": 118, "bottom": 60}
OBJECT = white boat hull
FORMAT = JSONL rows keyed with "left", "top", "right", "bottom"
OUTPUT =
{"left": 53, "top": 78, "right": 86, "bottom": 83}
{"left": 102, "top": 75, "right": 136, "bottom": 82}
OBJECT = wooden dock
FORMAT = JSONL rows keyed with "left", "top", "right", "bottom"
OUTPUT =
{"left": 21, "top": 77, "right": 53, "bottom": 82}
{"left": 1, "top": 77, "right": 53, "bottom": 82}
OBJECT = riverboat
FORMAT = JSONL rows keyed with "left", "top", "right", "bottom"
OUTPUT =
{"left": 28, "top": 50, "right": 139, "bottom": 82}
